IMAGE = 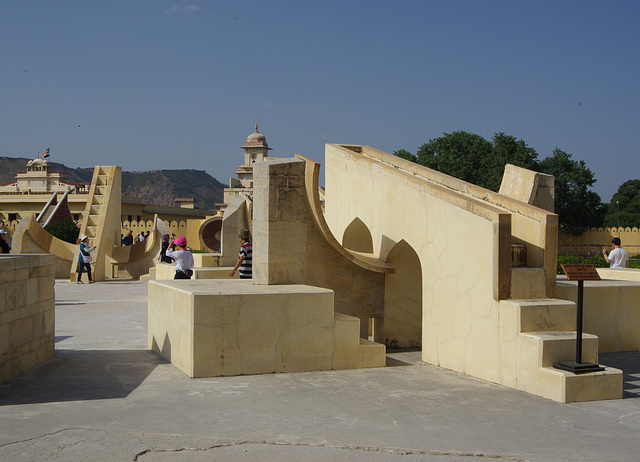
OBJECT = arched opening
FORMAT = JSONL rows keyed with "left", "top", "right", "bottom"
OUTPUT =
{"left": 342, "top": 217, "right": 374, "bottom": 253}
{"left": 379, "top": 240, "right": 422, "bottom": 349}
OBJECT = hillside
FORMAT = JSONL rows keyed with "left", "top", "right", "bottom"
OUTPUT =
{"left": 0, "top": 157, "right": 226, "bottom": 210}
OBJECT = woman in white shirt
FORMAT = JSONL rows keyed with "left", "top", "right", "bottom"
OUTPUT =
{"left": 165, "top": 236, "right": 194, "bottom": 279}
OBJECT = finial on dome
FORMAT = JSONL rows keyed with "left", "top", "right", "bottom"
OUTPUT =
{"left": 255, "top": 122, "right": 259, "bottom": 132}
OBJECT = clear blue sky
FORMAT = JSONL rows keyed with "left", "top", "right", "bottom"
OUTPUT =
{"left": 2, "top": 1, "right": 638, "bottom": 202}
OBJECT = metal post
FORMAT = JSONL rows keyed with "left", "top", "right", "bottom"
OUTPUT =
{"left": 575, "top": 280, "right": 584, "bottom": 363}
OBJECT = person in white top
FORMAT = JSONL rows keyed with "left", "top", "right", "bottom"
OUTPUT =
{"left": 603, "top": 237, "right": 629, "bottom": 268}
{"left": 165, "top": 236, "right": 194, "bottom": 279}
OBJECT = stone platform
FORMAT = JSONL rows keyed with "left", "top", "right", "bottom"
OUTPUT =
{"left": 148, "top": 279, "right": 385, "bottom": 377}
{"left": 556, "top": 276, "right": 640, "bottom": 352}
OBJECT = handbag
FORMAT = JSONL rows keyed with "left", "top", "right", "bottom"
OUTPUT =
{"left": 82, "top": 254, "right": 92, "bottom": 263}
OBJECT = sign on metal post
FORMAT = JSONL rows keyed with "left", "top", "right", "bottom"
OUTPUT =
{"left": 553, "top": 264, "right": 605, "bottom": 374}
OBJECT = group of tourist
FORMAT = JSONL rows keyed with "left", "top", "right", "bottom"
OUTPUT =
{"left": 121, "top": 230, "right": 151, "bottom": 246}
{"left": 157, "top": 228, "right": 252, "bottom": 280}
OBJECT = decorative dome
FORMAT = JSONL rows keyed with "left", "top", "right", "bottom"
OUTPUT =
{"left": 27, "top": 158, "right": 47, "bottom": 167}
{"left": 242, "top": 122, "right": 272, "bottom": 150}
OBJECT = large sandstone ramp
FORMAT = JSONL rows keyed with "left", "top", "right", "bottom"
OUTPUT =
{"left": 321, "top": 144, "right": 621, "bottom": 402}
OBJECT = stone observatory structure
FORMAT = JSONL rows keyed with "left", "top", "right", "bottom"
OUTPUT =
{"left": 148, "top": 143, "right": 624, "bottom": 403}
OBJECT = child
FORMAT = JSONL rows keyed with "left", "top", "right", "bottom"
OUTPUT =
{"left": 230, "top": 229, "right": 252, "bottom": 279}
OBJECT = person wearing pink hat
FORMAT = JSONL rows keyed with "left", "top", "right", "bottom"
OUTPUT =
{"left": 165, "top": 236, "right": 194, "bottom": 279}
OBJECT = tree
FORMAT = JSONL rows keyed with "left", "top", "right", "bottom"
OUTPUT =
{"left": 412, "top": 131, "right": 538, "bottom": 191}
{"left": 393, "top": 149, "right": 416, "bottom": 163}
{"left": 602, "top": 179, "right": 640, "bottom": 228}
{"left": 489, "top": 132, "right": 538, "bottom": 190}
{"left": 44, "top": 220, "right": 79, "bottom": 244}
{"left": 415, "top": 131, "right": 493, "bottom": 188}
{"left": 535, "top": 149, "right": 604, "bottom": 235}
{"left": 394, "top": 132, "right": 604, "bottom": 235}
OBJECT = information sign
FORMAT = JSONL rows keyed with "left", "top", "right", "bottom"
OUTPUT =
{"left": 561, "top": 264, "right": 601, "bottom": 281}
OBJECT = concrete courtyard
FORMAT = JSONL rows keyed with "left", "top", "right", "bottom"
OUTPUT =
{"left": 1, "top": 279, "right": 639, "bottom": 461}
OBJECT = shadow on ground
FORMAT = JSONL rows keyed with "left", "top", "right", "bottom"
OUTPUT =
{"left": 0, "top": 349, "right": 165, "bottom": 406}
{"left": 600, "top": 351, "right": 640, "bottom": 398}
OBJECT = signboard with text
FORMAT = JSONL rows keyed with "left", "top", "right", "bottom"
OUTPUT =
{"left": 561, "top": 264, "right": 601, "bottom": 281}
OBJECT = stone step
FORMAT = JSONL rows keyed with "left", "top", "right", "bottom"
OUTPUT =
{"left": 500, "top": 299, "right": 576, "bottom": 336}
{"left": 87, "top": 215, "right": 101, "bottom": 226}
{"left": 95, "top": 174, "right": 109, "bottom": 185}
{"left": 511, "top": 267, "right": 546, "bottom": 299}
{"left": 521, "top": 331, "right": 599, "bottom": 367}
{"left": 536, "top": 366, "right": 622, "bottom": 403}
{"left": 359, "top": 338, "right": 386, "bottom": 368}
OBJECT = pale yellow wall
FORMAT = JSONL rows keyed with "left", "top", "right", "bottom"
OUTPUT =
{"left": 0, "top": 254, "right": 55, "bottom": 383}
{"left": 252, "top": 158, "right": 388, "bottom": 338}
{"left": 324, "top": 144, "right": 507, "bottom": 383}
{"left": 556, "top": 278, "right": 640, "bottom": 352}
{"left": 0, "top": 194, "right": 210, "bottom": 249}
{"left": 560, "top": 227, "right": 640, "bottom": 256}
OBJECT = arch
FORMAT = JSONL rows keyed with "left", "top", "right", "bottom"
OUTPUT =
{"left": 342, "top": 217, "right": 374, "bottom": 253}
{"left": 380, "top": 240, "right": 422, "bottom": 349}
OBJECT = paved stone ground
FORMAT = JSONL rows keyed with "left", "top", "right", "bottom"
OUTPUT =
{"left": 1, "top": 280, "right": 640, "bottom": 461}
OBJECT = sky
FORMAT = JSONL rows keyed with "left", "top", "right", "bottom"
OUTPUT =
{"left": 1, "top": 1, "right": 639, "bottom": 202}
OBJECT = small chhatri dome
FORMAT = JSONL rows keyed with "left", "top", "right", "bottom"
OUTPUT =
{"left": 27, "top": 158, "right": 47, "bottom": 167}
{"left": 242, "top": 122, "right": 272, "bottom": 150}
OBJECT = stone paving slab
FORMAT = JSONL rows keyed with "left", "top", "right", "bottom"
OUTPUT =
{"left": 0, "top": 280, "right": 639, "bottom": 461}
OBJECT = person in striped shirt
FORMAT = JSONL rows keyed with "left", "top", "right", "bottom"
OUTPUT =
{"left": 230, "top": 229, "right": 252, "bottom": 279}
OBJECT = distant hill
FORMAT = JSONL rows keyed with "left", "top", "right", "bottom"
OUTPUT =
{"left": 0, "top": 157, "right": 226, "bottom": 210}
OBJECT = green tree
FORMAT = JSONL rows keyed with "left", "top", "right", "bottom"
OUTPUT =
{"left": 489, "top": 132, "right": 539, "bottom": 190}
{"left": 394, "top": 132, "right": 604, "bottom": 235}
{"left": 415, "top": 131, "right": 493, "bottom": 188}
{"left": 412, "top": 131, "right": 538, "bottom": 191}
{"left": 44, "top": 220, "right": 79, "bottom": 244}
{"left": 536, "top": 149, "right": 604, "bottom": 235}
{"left": 602, "top": 179, "right": 640, "bottom": 228}
{"left": 393, "top": 149, "right": 416, "bottom": 163}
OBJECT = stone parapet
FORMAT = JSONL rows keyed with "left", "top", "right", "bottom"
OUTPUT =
{"left": 0, "top": 254, "right": 55, "bottom": 383}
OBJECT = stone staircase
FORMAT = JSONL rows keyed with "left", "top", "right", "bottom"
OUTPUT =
{"left": 499, "top": 298, "right": 622, "bottom": 403}
{"left": 70, "top": 166, "right": 121, "bottom": 282}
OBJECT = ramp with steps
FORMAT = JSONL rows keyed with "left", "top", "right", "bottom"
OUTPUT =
{"left": 70, "top": 166, "right": 122, "bottom": 282}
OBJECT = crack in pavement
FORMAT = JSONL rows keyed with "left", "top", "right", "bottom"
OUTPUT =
{"left": 133, "top": 440, "right": 530, "bottom": 461}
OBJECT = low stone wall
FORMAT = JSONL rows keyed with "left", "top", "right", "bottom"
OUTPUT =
{"left": 0, "top": 254, "right": 55, "bottom": 383}
{"left": 154, "top": 263, "right": 238, "bottom": 280}
{"left": 560, "top": 227, "right": 640, "bottom": 257}
{"left": 556, "top": 276, "right": 640, "bottom": 352}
